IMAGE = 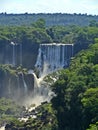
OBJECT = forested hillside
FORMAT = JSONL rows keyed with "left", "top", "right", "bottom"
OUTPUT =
{"left": 3, "top": 39, "right": 98, "bottom": 130}
{"left": 0, "top": 17, "right": 98, "bottom": 130}
{"left": 51, "top": 41, "right": 98, "bottom": 130}
{"left": 0, "top": 13, "right": 98, "bottom": 26}
{"left": 0, "top": 18, "right": 98, "bottom": 56}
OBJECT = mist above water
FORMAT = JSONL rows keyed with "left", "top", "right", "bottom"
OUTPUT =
{"left": 27, "top": 43, "right": 74, "bottom": 107}
{"left": 0, "top": 126, "right": 5, "bottom": 130}
{"left": 25, "top": 69, "right": 53, "bottom": 107}
{"left": 0, "top": 42, "right": 73, "bottom": 107}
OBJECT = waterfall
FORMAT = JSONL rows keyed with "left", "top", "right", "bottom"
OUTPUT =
{"left": 13, "top": 44, "right": 15, "bottom": 65}
{"left": 1, "top": 42, "right": 73, "bottom": 106}
{"left": 8, "top": 79, "right": 11, "bottom": 95}
{"left": 21, "top": 73, "right": 28, "bottom": 95}
{"left": 32, "top": 73, "right": 51, "bottom": 106}
{"left": 33, "top": 72, "right": 39, "bottom": 88}
{"left": 30, "top": 43, "right": 74, "bottom": 106}
{"left": 20, "top": 43, "right": 22, "bottom": 65}
{"left": 10, "top": 42, "right": 23, "bottom": 66}
{"left": 32, "top": 72, "right": 39, "bottom": 97}
{"left": 0, "top": 126, "right": 5, "bottom": 130}
{"left": 17, "top": 75, "right": 20, "bottom": 96}
{"left": 27, "top": 69, "right": 51, "bottom": 106}
{"left": 35, "top": 43, "right": 74, "bottom": 77}
{"left": 28, "top": 70, "right": 42, "bottom": 95}
{"left": 11, "top": 42, "right": 16, "bottom": 66}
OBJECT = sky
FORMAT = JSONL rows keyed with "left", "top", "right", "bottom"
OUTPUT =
{"left": 0, "top": 0, "right": 98, "bottom": 15}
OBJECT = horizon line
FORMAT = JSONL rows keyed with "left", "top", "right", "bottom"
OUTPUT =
{"left": 0, "top": 12, "right": 98, "bottom": 16}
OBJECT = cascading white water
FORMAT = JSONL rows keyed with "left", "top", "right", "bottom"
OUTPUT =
{"left": 3, "top": 42, "right": 73, "bottom": 106}
{"left": 0, "top": 126, "right": 5, "bottom": 130}
{"left": 8, "top": 79, "right": 11, "bottom": 95}
{"left": 19, "top": 43, "right": 22, "bottom": 65}
{"left": 17, "top": 75, "right": 21, "bottom": 96}
{"left": 11, "top": 42, "right": 16, "bottom": 66}
{"left": 35, "top": 43, "right": 74, "bottom": 77}
{"left": 10, "top": 42, "right": 23, "bottom": 66}
{"left": 31, "top": 43, "right": 74, "bottom": 106}
{"left": 21, "top": 73, "right": 28, "bottom": 95}
{"left": 27, "top": 69, "right": 53, "bottom": 107}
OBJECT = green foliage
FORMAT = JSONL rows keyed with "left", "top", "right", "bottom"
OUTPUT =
{"left": 0, "top": 13, "right": 98, "bottom": 27}
{"left": 0, "top": 64, "right": 28, "bottom": 77}
{"left": 7, "top": 103, "right": 58, "bottom": 130}
{"left": 51, "top": 42, "right": 98, "bottom": 130}
{"left": 89, "top": 20, "right": 98, "bottom": 27}
{"left": 0, "top": 23, "right": 52, "bottom": 45}
{"left": 82, "top": 88, "right": 98, "bottom": 122}
{"left": 87, "top": 122, "right": 98, "bottom": 130}
{"left": 0, "top": 97, "right": 22, "bottom": 114}
{"left": 32, "top": 18, "right": 46, "bottom": 29}
{"left": 0, "top": 97, "right": 24, "bottom": 125}
{"left": 0, "top": 21, "right": 98, "bottom": 54}
{"left": 1, "top": 14, "right": 98, "bottom": 130}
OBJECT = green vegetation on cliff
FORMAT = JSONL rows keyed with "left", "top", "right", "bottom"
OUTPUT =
{"left": 0, "top": 97, "right": 24, "bottom": 126}
{"left": 4, "top": 37, "right": 98, "bottom": 130}
{"left": 0, "top": 19, "right": 98, "bottom": 54}
{"left": 0, "top": 16, "right": 98, "bottom": 130}
{"left": 50, "top": 41, "right": 98, "bottom": 130}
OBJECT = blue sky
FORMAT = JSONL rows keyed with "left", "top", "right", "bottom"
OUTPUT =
{"left": 0, "top": 0, "right": 98, "bottom": 15}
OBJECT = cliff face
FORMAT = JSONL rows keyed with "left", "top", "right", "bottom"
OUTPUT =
{"left": 0, "top": 41, "right": 39, "bottom": 69}
{"left": 0, "top": 41, "right": 39, "bottom": 101}
{"left": 0, "top": 65, "right": 34, "bottom": 103}
{"left": 0, "top": 42, "right": 74, "bottom": 104}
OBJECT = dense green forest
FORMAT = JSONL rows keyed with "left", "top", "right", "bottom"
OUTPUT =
{"left": 0, "top": 18, "right": 98, "bottom": 54}
{"left": 0, "top": 98, "right": 25, "bottom": 125}
{"left": 0, "top": 13, "right": 98, "bottom": 26}
{"left": 51, "top": 40, "right": 98, "bottom": 130}
{"left": 0, "top": 17, "right": 98, "bottom": 130}
{"left": 2, "top": 37, "right": 98, "bottom": 130}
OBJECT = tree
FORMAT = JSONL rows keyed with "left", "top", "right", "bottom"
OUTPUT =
{"left": 32, "top": 18, "right": 46, "bottom": 29}
{"left": 82, "top": 88, "right": 98, "bottom": 126}
{"left": 89, "top": 20, "right": 98, "bottom": 27}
